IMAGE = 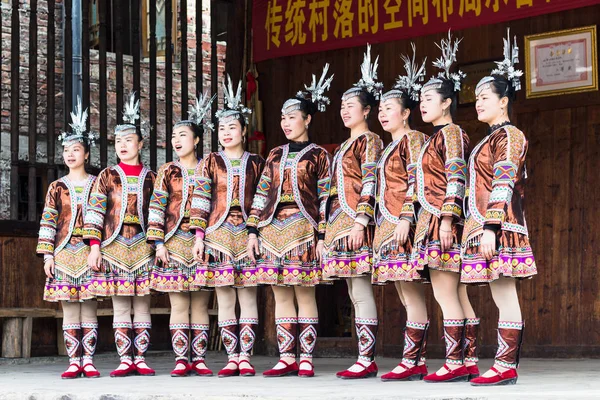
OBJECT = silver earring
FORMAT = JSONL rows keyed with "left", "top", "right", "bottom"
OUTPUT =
{"left": 364, "top": 115, "right": 368, "bottom": 121}
{"left": 305, "top": 124, "right": 309, "bottom": 129}
{"left": 403, "top": 120, "right": 407, "bottom": 128}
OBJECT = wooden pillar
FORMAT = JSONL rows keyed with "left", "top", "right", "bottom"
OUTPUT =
{"left": 114, "top": 0, "right": 124, "bottom": 125}
{"left": 28, "top": 0, "right": 39, "bottom": 222}
{"left": 9, "top": 0, "right": 20, "bottom": 220}
{"left": 165, "top": 0, "right": 174, "bottom": 162}
{"left": 181, "top": 0, "right": 188, "bottom": 120}
{"left": 195, "top": 0, "right": 204, "bottom": 157}
{"left": 210, "top": 0, "right": 218, "bottom": 152}
{"left": 98, "top": 0, "right": 108, "bottom": 168}
{"left": 149, "top": 1, "right": 158, "bottom": 171}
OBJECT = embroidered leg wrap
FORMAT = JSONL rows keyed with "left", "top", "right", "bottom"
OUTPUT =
{"left": 275, "top": 317, "right": 297, "bottom": 358}
{"left": 191, "top": 323, "right": 210, "bottom": 362}
{"left": 133, "top": 322, "right": 152, "bottom": 363}
{"left": 81, "top": 322, "right": 98, "bottom": 365}
{"left": 355, "top": 318, "right": 378, "bottom": 362}
{"left": 169, "top": 323, "right": 190, "bottom": 362}
{"left": 401, "top": 321, "right": 428, "bottom": 366}
{"left": 113, "top": 322, "right": 133, "bottom": 363}
{"left": 239, "top": 318, "right": 259, "bottom": 358}
{"left": 464, "top": 318, "right": 480, "bottom": 363}
{"left": 298, "top": 317, "right": 318, "bottom": 359}
{"left": 495, "top": 321, "right": 524, "bottom": 369}
{"left": 219, "top": 319, "right": 239, "bottom": 360}
{"left": 443, "top": 319, "right": 466, "bottom": 365}
{"left": 63, "top": 323, "right": 82, "bottom": 365}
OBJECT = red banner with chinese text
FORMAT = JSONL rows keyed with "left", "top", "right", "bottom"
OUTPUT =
{"left": 253, "top": 0, "right": 598, "bottom": 62}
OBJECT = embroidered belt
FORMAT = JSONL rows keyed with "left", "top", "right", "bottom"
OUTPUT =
{"left": 329, "top": 186, "right": 338, "bottom": 196}
{"left": 123, "top": 214, "right": 141, "bottom": 225}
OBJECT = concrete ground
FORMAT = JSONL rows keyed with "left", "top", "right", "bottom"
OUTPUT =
{"left": 0, "top": 352, "right": 598, "bottom": 400}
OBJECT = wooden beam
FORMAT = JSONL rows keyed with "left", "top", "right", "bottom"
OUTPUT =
{"left": 165, "top": 0, "right": 174, "bottom": 162}
{"left": 149, "top": 0, "right": 158, "bottom": 171}
{"left": 28, "top": 0, "right": 39, "bottom": 222}
{"left": 47, "top": 0, "right": 56, "bottom": 183}
{"left": 10, "top": 0, "right": 20, "bottom": 220}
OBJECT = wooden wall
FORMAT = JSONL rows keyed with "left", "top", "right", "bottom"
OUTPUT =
{"left": 255, "top": 5, "right": 600, "bottom": 358}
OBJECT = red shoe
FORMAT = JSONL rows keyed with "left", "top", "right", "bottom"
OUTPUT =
{"left": 135, "top": 361, "right": 156, "bottom": 376}
{"left": 423, "top": 364, "right": 469, "bottom": 383}
{"left": 191, "top": 360, "right": 214, "bottom": 376}
{"left": 298, "top": 360, "right": 314, "bottom": 378}
{"left": 171, "top": 360, "right": 191, "bottom": 377}
{"left": 470, "top": 367, "right": 518, "bottom": 386}
{"left": 467, "top": 364, "right": 480, "bottom": 380}
{"left": 381, "top": 363, "right": 425, "bottom": 381}
{"left": 218, "top": 360, "right": 240, "bottom": 378}
{"left": 110, "top": 362, "right": 137, "bottom": 378}
{"left": 239, "top": 360, "right": 256, "bottom": 377}
{"left": 61, "top": 364, "right": 83, "bottom": 379}
{"left": 337, "top": 361, "right": 378, "bottom": 379}
{"left": 82, "top": 363, "right": 101, "bottom": 378}
{"left": 263, "top": 359, "right": 299, "bottom": 377}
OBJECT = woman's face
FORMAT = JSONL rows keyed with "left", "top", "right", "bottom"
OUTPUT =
{"left": 340, "top": 96, "right": 369, "bottom": 129}
{"left": 218, "top": 119, "right": 244, "bottom": 149}
{"left": 378, "top": 98, "right": 406, "bottom": 133}
{"left": 115, "top": 131, "right": 143, "bottom": 163}
{"left": 476, "top": 85, "right": 507, "bottom": 125}
{"left": 172, "top": 125, "right": 198, "bottom": 158}
{"left": 281, "top": 110, "right": 310, "bottom": 142}
{"left": 420, "top": 89, "right": 446, "bottom": 124}
{"left": 62, "top": 142, "right": 87, "bottom": 169}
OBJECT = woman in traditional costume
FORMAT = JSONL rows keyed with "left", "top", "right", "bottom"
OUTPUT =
{"left": 321, "top": 45, "right": 384, "bottom": 379}
{"left": 84, "top": 93, "right": 157, "bottom": 377}
{"left": 413, "top": 32, "right": 479, "bottom": 383}
{"left": 38, "top": 99, "right": 99, "bottom": 378}
{"left": 190, "top": 78, "right": 265, "bottom": 377}
{"left": 148, "top": 94, "right": 216, "bottom": 377}
{"left": 246, "top": 65, "right": 334, "bottom": 378}
{"left": 465, "top": 29, "right": 537, "bottom": 386}
{"left": 373, "top": 45, "right": 431, "bottom": 382}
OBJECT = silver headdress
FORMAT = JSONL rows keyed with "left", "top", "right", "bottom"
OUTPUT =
{"left": 476, "top": 28, "right": 523, "bottom": 96}
{"left": 342, "top": 44, "right": 383, "bottom": 101}
{"left": 215, "top": 75, "right": 252, "bottom": 125}
{"left": 58, "top": 96, "right": 98, "bottom": 147}
{"left": 422, "top": 31, "right": 465, "bottom": 93}
{"left": 381, "top": 43, "right": 427, "bottom": 102}
{"left": 115, "top": 91, "right": 147, "bottom": 138}
{"left": 282, "top": 63, "right": 334, "bottom": 115}
{"left": 174, "top": 92, "right": 217, "bottom": 132}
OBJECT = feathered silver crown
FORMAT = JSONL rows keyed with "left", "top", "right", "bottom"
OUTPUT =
{"left": 382, "top": 43, "right": 427, "bottom": 102}
{"left": 476, "top": 28, "right": 523, "bottom": 96}
{"left": 58, "top": 96, "right": 98, "bottom": 147}
{"left": 174, "top": 92, "right": 217, "bottom": 132}
{"left": 422, "top": 31, "right": 465, "bottom": 93}
{"left": 215, "top": 75, "right": 252, "bottom": 124}
{"left": 342, "top": 44, "right": 383, "bottom": 101}
{"left": 115, "top": 91, "right": 148, "bottom": 138}
{"left": 282, "top": 63, "right": 334, "bottom": 115}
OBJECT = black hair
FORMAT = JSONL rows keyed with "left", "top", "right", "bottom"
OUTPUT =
{"left": 297, "top": 97, "right": 318, "bottom": 119}
{"left": 489, "top": 76, "right": 516, "bottom": 116}
{"left": 389, "top": 92, "right": 418, "bottom": 126}
{"left": 189, "top": 122, "right": 204, "bottom": 139}
{"left": 434, "top": 80, "right": 458, "bottom": 119}
{"left": 355, "top": 90, "right": 379, "bottom": 119}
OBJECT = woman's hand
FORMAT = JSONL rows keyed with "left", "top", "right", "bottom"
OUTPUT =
{"left": 393, "top": 219, "right": 411, "bottom": 245}
{"left": 192, "top": 239, "right": 205, "bottom": 262}
{"left": 439, "top": 217, "right": 453, "bottom": 252}
{"left": 349, "top": 223, "right": 366, "bottom": 251}
{"left": 88, "top": 245, "right": 103, "bottom": 272}
{"left": 247, "top": 234, "right": 260, "bottom": 263}
{"left": 44, "top": 258, "right": 55, "bottom": 279}
{"left": 315, "top": 240, "right": 325, "bottom": 263}
{"left": 480, "top": 229, "right": 497, "bottom": 260}
{"left": 155, "top": 245, "right": 170, "bottom": 265}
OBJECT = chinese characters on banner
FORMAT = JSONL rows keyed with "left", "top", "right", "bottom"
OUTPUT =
{"left": 254, "top": 0, "right": 597, "bottom": 62}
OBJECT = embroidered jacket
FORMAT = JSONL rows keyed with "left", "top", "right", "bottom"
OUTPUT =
{"left": 376, "top": 131, "right": 428, "bottom": 225}
{"left": 36, "top": 176, "right": 96, "bottom": 256}
{"left": 415, "top": 123, "right": 469, "bottom": 220}
{"left": 463, "top": 124, "right": 529, "bottom": 243}
{"left": 83, "top": 165, "right": 156, "bottom": 246}
{"left": 190, "top": 151, "right": 265, "bottom": 234}
{"left": 327, "top": 131, "right": 383, "bottom": 222}
{"left": 147, "top": 161, "right": 198, "bottom": 242}
{"left": 247, "top": 143, "right": 331, "bottom": 234}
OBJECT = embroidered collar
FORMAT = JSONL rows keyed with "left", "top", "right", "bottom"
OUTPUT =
{"left": 432, "top": 124, "right": 449, "bottom": 134}
{"left": 488, "top": 121, "right": 511, "bottom": 135}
